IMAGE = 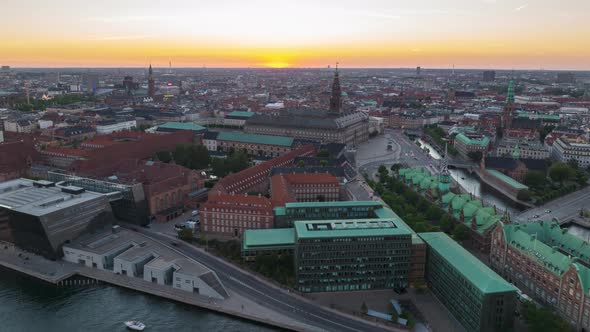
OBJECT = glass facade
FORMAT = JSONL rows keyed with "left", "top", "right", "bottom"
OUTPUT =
{"left": 295, "top": 234, "right": 411, "bottom": 293}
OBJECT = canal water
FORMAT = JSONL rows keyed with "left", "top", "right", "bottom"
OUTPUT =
{"left": 415, "top": 139, "right": 518, "bottom": 215}
{"left": 0, "top": 268, "right": 276, "bottom": 332}
{"left": 416, "top": 139, "right": 590, "bottom": 239}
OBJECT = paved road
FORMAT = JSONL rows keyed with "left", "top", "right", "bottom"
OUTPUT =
{"left": 516, "top": 185, "right": 590, "bottom": 224}
{"left": 126, "top": 226, "right": 397, "bottom": 332}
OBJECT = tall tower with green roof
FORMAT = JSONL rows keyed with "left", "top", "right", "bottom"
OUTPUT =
{"left": 438, "top": 144, "right": 451, "bottom": 193}
{"left": 503, "top": 80, "right": 515, "bottom": 129}
{"left": 512, "top": 144, "right": 520, "bottom": 160}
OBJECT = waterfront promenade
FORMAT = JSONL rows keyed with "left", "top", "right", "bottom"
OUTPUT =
{"left": 0, "top": 240, "right": 318, "bottom": 332}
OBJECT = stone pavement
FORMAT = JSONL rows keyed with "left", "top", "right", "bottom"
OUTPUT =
{"left": 306, "top": 288, "right": 465, "bottom": 332}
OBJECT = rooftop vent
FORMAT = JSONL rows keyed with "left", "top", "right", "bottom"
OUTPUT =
{"left": 33, "top": 180, "right": 55, "bottom": 188}
{"left": 61, "top": 186, "right": 85, "bottom": 195}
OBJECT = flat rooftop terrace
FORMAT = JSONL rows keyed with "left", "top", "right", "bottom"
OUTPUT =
{"left": 0, "top": 178, "right": 105, "bottom": 217}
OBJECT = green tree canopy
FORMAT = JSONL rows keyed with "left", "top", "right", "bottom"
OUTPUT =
{"left": 549, "top": 162, "right": 576, "bottom": 182}
{"left": 524, "top": 171, "right": 546, "bottom": 187}
{"left": 453, "top": 224, "right": 470, "bottom": 242}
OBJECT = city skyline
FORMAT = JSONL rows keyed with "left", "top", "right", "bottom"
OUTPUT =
{"left": 3, "top": 0, "right": 590, "bottom": 70}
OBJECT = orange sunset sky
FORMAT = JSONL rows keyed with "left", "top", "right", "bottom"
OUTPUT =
{"left": 2, "top": 0, "right": 590, "bottom": 69}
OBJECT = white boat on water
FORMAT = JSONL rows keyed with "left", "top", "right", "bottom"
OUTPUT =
{"left": 124, "top": 321, "right": 146, "bottom": 331}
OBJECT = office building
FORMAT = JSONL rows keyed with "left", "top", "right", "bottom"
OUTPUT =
{"left": 420, "top": 232, "right": 517, "bottom": 332}
{"left": 454, "top": 133, "right": 490, "bottom": 157}
{"left": 482, "top": 70, "right": 496, "bottom": 82}
{"left": 295, "top": 218, "right": 413, "bottom": 293}
{"left": 552, "top": 136, "right": 590, "bottom": 169}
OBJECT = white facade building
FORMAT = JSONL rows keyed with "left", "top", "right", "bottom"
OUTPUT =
{"left": 96, "top": 119, "right": 137, "bottom": 135}
{"left": 552, "top": 136, "right": 590, "bottom": 168}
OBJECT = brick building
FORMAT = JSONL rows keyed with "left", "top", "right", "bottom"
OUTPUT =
{"left": 0, "top": 138, "right": 38, "bottom": 181}
{"left": 201, "top": 193, "right": 274, "bottom": 238}
{"left": 211, "top": 145, "right": 316, "bottom": 195}
{"left": 490, "top": 221, "right": 590, "bottom": 331}
{"left": 203, "top": 131, "right": 295, "bottom": 158}
{"left": 82, "top": 158, "right": 205, "bottom": 222}
{"left": 270, "top": 173, "right": 340, "bottom": 207}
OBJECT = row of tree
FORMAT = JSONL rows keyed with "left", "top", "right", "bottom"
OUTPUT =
{"left": 156, "top": 144, "right": 251, "bottom": 177}
{"left": 372, "top": 165, "right": 470, "bottom": 241}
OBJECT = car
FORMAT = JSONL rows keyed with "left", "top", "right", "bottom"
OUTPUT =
{"left": 174, "top": 224, "right": 186, "bottom": 231}
{"left": 545, "top": 210, "right": 551, "bottom": 213}
{"left": 533, "top": 215, "right": 540, "bottom": 218}
{"left": 191, "top": 210, "right": 199, "bottom": 217}
{"left": 171, "top": 242, "right": 179, "bottom": 246}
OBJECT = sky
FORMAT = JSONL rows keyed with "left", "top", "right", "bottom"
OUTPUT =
{"left": 2, "top": 0, "right": 590, "bottom": 69}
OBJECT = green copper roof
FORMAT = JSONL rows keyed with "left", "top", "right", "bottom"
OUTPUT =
{"left": 419, "top": 232, "right": 517, "bottom": 294}
{"left": 487, "top": 170, "right": 528, "bottom": 190}
{"left": 285, "top": 201, "right": 382, "bottom": 209}
{"left": 517, "top": 112, "right": 560, "bottom": 121}
{"left": 243, "top": 228, "right": 295, "bottom": 250}
{"left": 159, "top": 122, "right": 206, "bottom": 132}
{"left": 462, "top": 200, "right": 483, "bottom": 218}
{"left": 217, "top": 132, "right": 294, "bottom": 147}
{"left": 455, "top": 133, "right": 489, "bottom": 147}
{"left": 507, "top": 80, "right": 515, "bottom": 104}
{"left": 227, "top": 111, "right": 254, "bottom": 118}
{"left": 442, "top": 192, "right": 456, "bottom": 205}
{"left": 295, "top": 218, "right": 412, "bottom": 239}
{"left": 274, "top": 206, "right": 286, "bottom": 216}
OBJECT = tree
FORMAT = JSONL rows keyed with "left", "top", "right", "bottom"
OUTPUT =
{"left": 439, "top": 214, "right": 455, "bottom": 234}
{"left": 178, "top": 228, "right": 194, "bottom": 241}
{"left": 524, "top": 171, "right": 546, "bottom": 187}
{"left": 567, "top": 158, "right": 579, "bottom": 170}
{"left": 522, "top": 301, "right": 573, "bottom": 332}
{"left": 360, "top": 302, "right": 368, "bottom": 314}
{"left": 467, "top": 151, "right": 483, "bottom": 163}
{"left": 453, "top": 224, "right": 470, "bottom": 242}
{"left": 549, "top": 162, "right": 576, "bottom": 182}
{"left": 320, "top": 160, "right": 328, "bottom": 167}
{"left": 156, "top": 151, "right": 172, "bottom": 163}
{"left": 378, "top": 165, "right": 388, "bottom": 175}
{"left": 517, "top": 189, "right": 531, "bottom": 201}
{"left": 390, "top": 163, "right": 402, "bottom": 172}
{"left": 298, "top": 160, "right": 305, "bottom": 168}
{"left": 316, "top": 149, "right": 330, "bottom": 158}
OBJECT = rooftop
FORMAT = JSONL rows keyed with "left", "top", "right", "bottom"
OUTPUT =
{"left": 455, "top": 133, "right": 490, "bottom": 147}
{"left": 227, "top": 111, "right": 254, "bottom": 118}
{"left": 285, "top": 200, "right": 382, "bottom": 209}
{"left": 217, "top": 131, "right": 294, "bottom": 147}
{"left": 0, "top": 179, "right": 106, "bottom": 217}
{"left": 419, "top": 232, "right": 517, "bottom": 294}
{"left": 157, "top": 122, "right": 206, "bottom": 132}
{"left": 294, "top": 218, "right": 412, "bottom": 239}
{"left": 243, "top": 228, "right": 295, "bottom": 250}
{"left": 487, "top": 169, "right": 528, "bottom": 190}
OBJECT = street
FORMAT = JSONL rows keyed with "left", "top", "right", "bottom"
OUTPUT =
{"left": 127, "top": 225, "right": 399, "bottom": 332}
{"left": 516, "top": 185, "right": 590, "bottom": 224}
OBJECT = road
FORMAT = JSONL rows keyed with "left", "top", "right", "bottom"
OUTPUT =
{"left": 126, "top": 226, "right": 398, "bottom": 332}
{"left": 516, "top": 185, "right": 590, "bottom": 224}
{"left": 356, "top": 129, "right": 437, "bottom": 180}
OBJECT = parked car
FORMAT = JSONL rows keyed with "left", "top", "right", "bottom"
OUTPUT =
{"left": 545, "top": 210, "right": 551, "bottom": 213}
{"left": 174, "top": 224, "right": 185, "bottom": 231}
{"left": 191, "top": 210, "right": 199, "bottom": 217}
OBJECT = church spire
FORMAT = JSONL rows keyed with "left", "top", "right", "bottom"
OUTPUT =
{"left": 507, "top": 80, "right": 515, "bottom": 104}
{"left": 438, "top": 143, "right": 451, "bottom": 193}
{"left": 148, "top": 64, "right": 155, "bottom": 98}
{"left": 329, "top": 63, "right": 342, "bottom": 114}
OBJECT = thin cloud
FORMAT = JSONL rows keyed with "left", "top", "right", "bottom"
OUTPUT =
{"left": 87, "top": 16, "right": 176, "bottom": 23}
{"left": 85, "top": 34, "right": 159, "bottom": 41}
{"left": 514, "top": 3, "right": 529, "bottom": 11}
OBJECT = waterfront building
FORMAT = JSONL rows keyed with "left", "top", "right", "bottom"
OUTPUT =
{"left": 295, "top": 218, "right": 413, "bottom": 293}
{"left": 0, "top": 178, "right": 115, "bottom": 259}
{"left": 419, "top": 232, "right": 517, "bottom": 332}
{"left": 244, "top": 70, "right": 369, "bottom": 146}
{"left": 453, "top": 133, "right": 489, "bottom": 157}
{"left": 243, "top": 201, "right": 426, "bottom": 288}
{"left": 495, "top": 139, "right": 550, "bottom": 160}
{"left": 490, "top": 221, "right": 590, "bottom": 330}
{"left": 552, "top": 136, "right": 590, "bottom": 169}
{"left": 201, "top": 193, "right": 274, "bottom": 238}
